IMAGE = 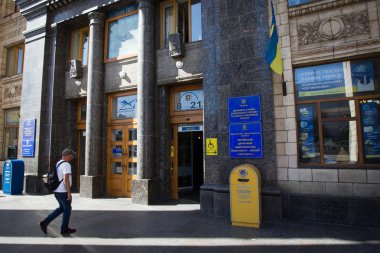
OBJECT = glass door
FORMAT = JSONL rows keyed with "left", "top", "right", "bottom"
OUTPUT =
{"left": 107, "top": 124, "right": 137, "bottom": 197}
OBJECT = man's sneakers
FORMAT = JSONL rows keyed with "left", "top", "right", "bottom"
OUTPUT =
{"left": 39, "top": 221, "right": 47, "bottom": 234}
{"left": 61, "top": 228, "right": 76, "bottom": 235}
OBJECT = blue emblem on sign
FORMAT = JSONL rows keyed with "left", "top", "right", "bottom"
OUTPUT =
{"left": 239, "top": 168, "right": 248, "bottom": 177}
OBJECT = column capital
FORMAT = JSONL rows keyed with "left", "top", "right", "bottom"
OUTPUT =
{"left": 88, "top": 11, "right": 105, "bottom": 25}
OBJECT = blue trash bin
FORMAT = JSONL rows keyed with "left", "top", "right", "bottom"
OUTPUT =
{"left": 2, "top": 160, "right": 24, "bottom": 195}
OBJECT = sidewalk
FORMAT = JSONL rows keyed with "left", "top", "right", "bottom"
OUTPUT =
{"left": 0, "top": 192, "right": 379, "bottom": 253}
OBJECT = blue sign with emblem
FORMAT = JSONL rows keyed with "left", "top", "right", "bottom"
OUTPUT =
{"left": 22, "top": 119, "right": 36, "bottom": 157}
{"left": 229, "top": 122, "right": 263, "bottom": 158}
{"left": 228, "top": 96, "right": 261, "bottom": 123}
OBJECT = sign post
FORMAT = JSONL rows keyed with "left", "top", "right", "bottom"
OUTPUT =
{"left": 230, "top": 164, "right": 261, "bottom": 228}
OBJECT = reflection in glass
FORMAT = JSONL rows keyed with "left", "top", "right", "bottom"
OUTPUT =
{"left": 17, "top": 47, "right": 23, "bottom": 74}
{"left": 128, "top": 162, "right": 137, "bottom": 175}
{"left": 191, "top": 0, "right": 202, "bottom": 42}
{"left": 111, "top": 129, "right": 123, "bottom": 142}
{"left": 321, "top": 100, "right": 356, "bottom": 118}
{"left": 71, "top": 30, "right": 80, "bottom": 60}
{"left": 322, "top": 121, "right": 358, "bottom": 164}
{"left": 108, "top": 14, "right": 138, "bottom": 59}
{"left": 81, "top": 104, "right": 86, "bottom": 121}
{"left": 111, "top": 162, "right": 123, "bottom": 175}
{"left": 360, "top": 99, "right": 380, "bottom": 162}
{"left": 129, "top": 128, "right": 137, "bottom": 141}
{"left": 297, "top": 104, "right": 320, "bottom": 163}
{"left": 111, "top": 145, "right": 123, "bottom": 158}
{"left": 163, "top": 4, "right": 174, "bottom": 48}
{"left": 178, "top": 132, "right": 193, "bottom": 189}
{"left": 178, "top": 1, "right": 189, "bottom": 43}
{"left": 82, "top": 31, "right": 89, "bottom": 65}
{"left": 128, "top": 145, "right": 137, "bottom": 158}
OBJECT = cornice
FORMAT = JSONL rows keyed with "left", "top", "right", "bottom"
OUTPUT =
{"left": 292, "top": 38, "right": 380, "bottom": 65}
{"left": 289, "top": 0, "right": 368, "bottom": 18}
{"left": 15, "top": 0, "right": 48, "bottom": 20}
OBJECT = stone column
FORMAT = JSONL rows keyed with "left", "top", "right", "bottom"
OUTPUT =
{"left": 80, "top": 11, "right": 105, "bottom": 198}
{"left": 132, "top": 0, "right": 157, "bottom": 205}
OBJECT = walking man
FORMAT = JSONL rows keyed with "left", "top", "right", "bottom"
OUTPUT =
{"left": 39, "top": 148, "right": 77, "bottom": 235}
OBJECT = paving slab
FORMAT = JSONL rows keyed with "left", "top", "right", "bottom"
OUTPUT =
{"left": 0, "top": 193, "right": 379, "bottom": 253}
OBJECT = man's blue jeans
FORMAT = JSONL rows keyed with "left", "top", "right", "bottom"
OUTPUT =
{"left": 43, "top": 192, "right": 72, "bottom": 232}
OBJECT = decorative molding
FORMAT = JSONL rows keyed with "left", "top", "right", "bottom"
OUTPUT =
{"left": 292, "top": 39, "right": 380, "bottom": 65}
{"left": 297, "top": 11, "right": 369, "bottom": 45}
{"left": 289, "top": 0, "right": 368, "bottom": 18}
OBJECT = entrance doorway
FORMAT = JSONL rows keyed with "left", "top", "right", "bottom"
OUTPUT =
{"left": 172, "top": 125, "right": 204, "bottom": 202}
{"left": 107, "top": 124, "right": 137, "bottom": 197}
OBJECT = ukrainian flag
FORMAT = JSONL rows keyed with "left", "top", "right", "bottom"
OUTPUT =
{"left": 265, "top": 0, "right": 283, "bottom": 75}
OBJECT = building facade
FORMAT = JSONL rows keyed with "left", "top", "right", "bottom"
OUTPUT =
{"left": 0, "top": 1, "right": 25, "bottom": 167}
{"left": 15, "top": 0, "right": 380, "bottom": 226}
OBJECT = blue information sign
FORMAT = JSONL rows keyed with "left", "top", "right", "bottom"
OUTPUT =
{"left": 228, "top": 96, "right": 261, "bottom": 123}
{"left": 22, "top": 119, "right": 36, "bottom": 157}
{"left": 229, "top": 123, "right": 263, "bottom": 158}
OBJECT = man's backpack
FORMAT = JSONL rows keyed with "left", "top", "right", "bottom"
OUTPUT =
{"left": 45, "top": 161, "right": 66, "bottom": 191}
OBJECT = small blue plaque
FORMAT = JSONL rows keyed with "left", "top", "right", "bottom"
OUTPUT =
{"left": 229, "top": 122, "right": 263, "bottom": 158}
{"left": 228, "top": 96, "right": 261, "bottom": 123}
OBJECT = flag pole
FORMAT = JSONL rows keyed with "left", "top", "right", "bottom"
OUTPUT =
{"left": 282, "top": 73, "right": 287, "bottom": 96}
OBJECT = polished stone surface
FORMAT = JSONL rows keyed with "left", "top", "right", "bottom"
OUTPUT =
{"left": 79, "top": 175, "right": 103, "bottom": 198}
{"left": 201, "top": 0, "right": 275, "bottom": 217}
{"left": 132, "top": 178, "right": 158, "bottom": 205}
{"left": 85, "top": 11, "right": 105, "bottom": 179}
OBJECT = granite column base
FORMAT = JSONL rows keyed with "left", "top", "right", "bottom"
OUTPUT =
{"left": 80, "top": 175, "right": 103, "bottom": 198}
{"left": 132, "top": 179, "right": 158, "bottom": 205}
{"left": 24, "top": 174, "right": 49, "bottom": 195}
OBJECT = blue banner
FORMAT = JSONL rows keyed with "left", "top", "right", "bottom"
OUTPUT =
{"left": 22, "top": 119, "right": 36, "bottom": 157}
{"left": 361, "top": 102, "right": 380, "bottom": 159}
{"left": 228, "top": 96, "right": 261, "bottom": 123}
{"left": 229, "top": 123, "right": 263, "bottom": 158}
{"left": 295, "top": 62, "right": 345, "bottom": 98}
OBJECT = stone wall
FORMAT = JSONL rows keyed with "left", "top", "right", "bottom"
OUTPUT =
{"left": 0, "top": 1, "right": 25, "bottom": 160}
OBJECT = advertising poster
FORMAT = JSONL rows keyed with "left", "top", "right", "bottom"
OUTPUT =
{"left": 298, "top": 106, "right": 316, "bottom": 158}
{"left": 361, "top": 102, "right": 380, "bottom": 159}
{"left": 351, "top": 61, "right": 375, "bottom": 92}
{"left": 295, "top": 62, "right": 345, "bottom": 98}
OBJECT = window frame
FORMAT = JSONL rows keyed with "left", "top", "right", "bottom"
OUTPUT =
{"left": 295, "top": 59, "right": 380, "bottom": 168}
{"left": 70, "top": 27, "right": 89, "bottom": 66}
{"left": 104, "top": 9, "right": 139, "bottom": 63}
{"left": 108, "top": 91, "right": 138, "bottom": 125}
{"left": 160, "top": 0, "right": 202, "bottom": 48}
{"left": 2, "top": 108, "right": 20, "bottom": 160}
{"left": 169, "top": 84, "right": 203, "bottom": 124}
{"left": 6, "top": 44, "right": 24, "bottom": 77}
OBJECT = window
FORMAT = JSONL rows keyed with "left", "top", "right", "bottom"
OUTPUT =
{"left": 70, "top": 28, "right": 89, "bottom": 66}
{"left": 160, "top": 0, "right": 202, "bottom": 48}
{"left": 111, "top": 94, "right": 137, "bottom": 120}
{"left": 6, "top": 44, "right": 24, "bottom": 77}
{"left": 3, "top": 109, "right": 19, "bottom": 159}
{"left": 295, "top": 58, "right": 380, "bottom": 167}
{"left": 288, "top": 0, "right": 320, "bottom": 7}
{"left": 105, "top": 5, "right": 138, "bottom": 61}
